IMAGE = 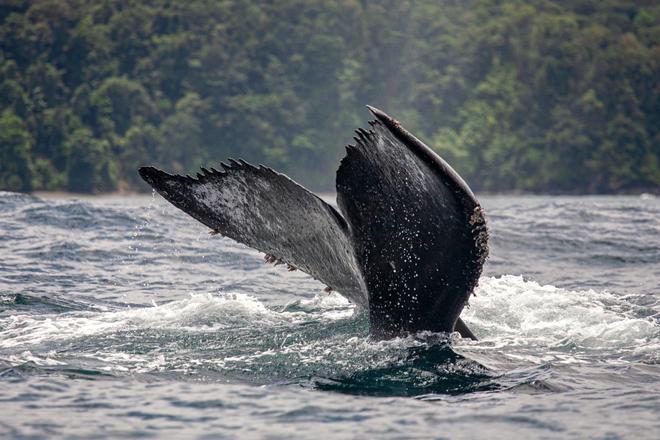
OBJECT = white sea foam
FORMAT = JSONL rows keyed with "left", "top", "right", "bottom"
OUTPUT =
{"left": 0, "top": 291, "right": 353, "bottom": 350}
{"left": 4, "top": 351, "right": 66, "bottom": 366}
{"left": 462, "top": 275, "right": 659, "bottom": 354}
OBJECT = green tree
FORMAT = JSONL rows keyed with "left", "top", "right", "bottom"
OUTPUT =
{"left": 0, "top": 110, "right": 34, "bottom": 191}
{"left": 0, "top": 0, "right": 658, "bottom": 193}
{"left": 65, "top": 127, "right": 117, "bottom": 193}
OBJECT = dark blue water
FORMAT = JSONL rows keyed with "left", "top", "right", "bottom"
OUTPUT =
{"left": 1, "top": 192, "right": 659, "bottom": 438}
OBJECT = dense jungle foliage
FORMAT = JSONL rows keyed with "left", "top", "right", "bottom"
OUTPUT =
{"left": 1, "top": 0, "right": 659, "bottom": 193}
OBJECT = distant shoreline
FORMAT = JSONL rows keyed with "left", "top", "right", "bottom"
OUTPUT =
{"left": 19, "top": 189, "right": 659, "bottom": 199}
{"left": 30, "top": 190, "right": 142, "bottom": 199}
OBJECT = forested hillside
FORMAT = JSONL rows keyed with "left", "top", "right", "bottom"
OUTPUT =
{"left": 1, "top": 0, "right": 659, "bottom": 193}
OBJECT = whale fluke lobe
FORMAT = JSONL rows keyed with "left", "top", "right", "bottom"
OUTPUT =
{"left": 138, "top": 162, "right": 367, "bottom": 307}
{"left": 139, "top": 106, "right": 488, "bottom": 340}
{"left": 337, "top": 107, "right": 487, "bottom": 338}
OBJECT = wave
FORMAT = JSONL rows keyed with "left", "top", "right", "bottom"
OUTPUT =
{"left": 462, "top": 275, "right": 660, "bottom": 362}
{"left": 2, "top": 276, "right": 657, "bottom": 374}
{"left": 2, "top": 276, "right": 657, "bottom": 350}
{"left": 0, "top": 292, "right": 353, "bottom": 350}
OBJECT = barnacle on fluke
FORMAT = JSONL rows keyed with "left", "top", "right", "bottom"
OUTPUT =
{"left": 139, "top": 106, "right": 488, "bottom": 340}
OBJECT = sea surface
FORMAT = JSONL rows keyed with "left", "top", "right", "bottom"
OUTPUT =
{"left": 0, "top": 191, "right": 659, "bottom": 439}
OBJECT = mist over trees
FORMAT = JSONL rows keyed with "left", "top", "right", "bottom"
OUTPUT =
{"left": 1, "top": 0, "right": 658, "bottom": 194}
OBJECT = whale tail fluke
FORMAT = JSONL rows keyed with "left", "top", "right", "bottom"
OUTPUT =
{"left": 139, "top": 106, "right": 486, "bottom": 340}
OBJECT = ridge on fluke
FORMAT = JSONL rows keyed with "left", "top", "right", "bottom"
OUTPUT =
{"left": 139, "top": 106, "right": 488, "bottom": 340}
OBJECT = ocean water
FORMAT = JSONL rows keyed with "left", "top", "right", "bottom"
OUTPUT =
{"left": 0, "top": 191, "right": 658, "bottom": 439}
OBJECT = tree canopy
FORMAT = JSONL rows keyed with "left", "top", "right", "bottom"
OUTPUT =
{"left": 1, "top": 0, "right": 658, "bottom": 193}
